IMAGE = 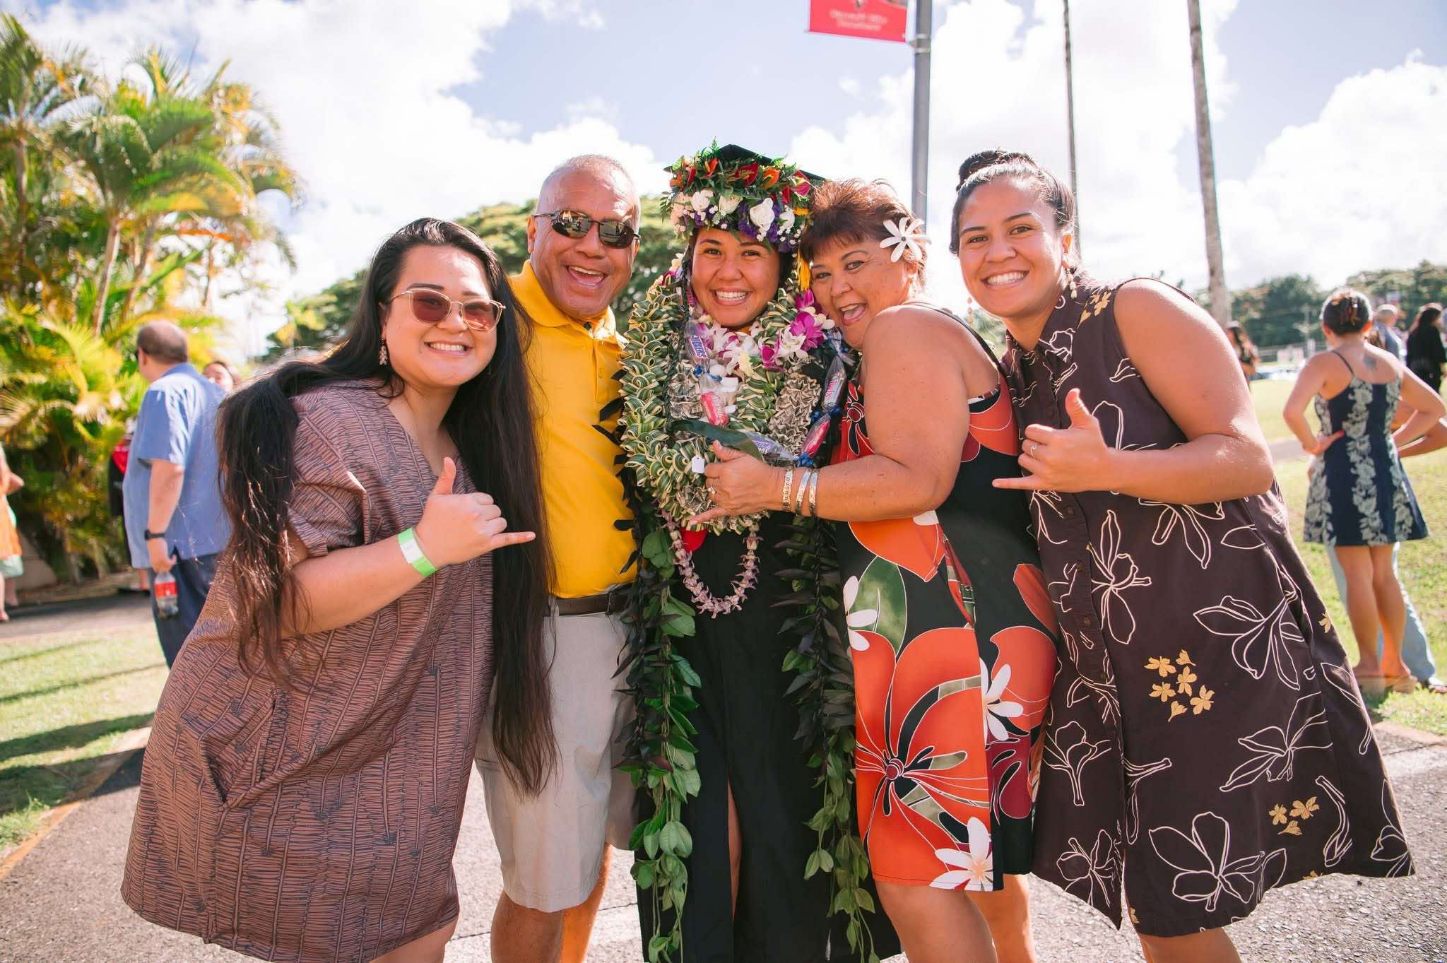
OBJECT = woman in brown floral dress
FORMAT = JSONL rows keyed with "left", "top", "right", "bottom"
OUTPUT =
{"left": 949, "top": 151, "right": 1412, "bottom": 963}
{"left": 122, "top": 219, "right": 553, "bottom": 962}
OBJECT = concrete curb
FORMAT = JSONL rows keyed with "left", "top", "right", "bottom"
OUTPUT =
{"left": 0, "top": 725, "right": 152, "bottom": 883}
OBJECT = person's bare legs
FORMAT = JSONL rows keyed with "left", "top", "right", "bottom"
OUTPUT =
{"left": 371, "top": 918, "right": 456, "bottom": 963}
{"left": 877, "top": 883, "right": 998, "bottom": 963}
{"left": 1368, "top": 544, "right": 1408, "bottom": 679}
{"left": 491, "top": 896, "right": 563, "bottom": 963}
{"left": 1138, "top": 927, "right": 1241, "bottom": 963}
{"left": 0, "top": 572, "right": 8, "bottom": 621}
{"left": 561, "top": 849, "right": 610, "bottom": 963}
{"left": 967, "top": 874, "right": 1037, "bottom": 963}
{"left": 1335, "top": 545, "right": 1381, "bottom": 678}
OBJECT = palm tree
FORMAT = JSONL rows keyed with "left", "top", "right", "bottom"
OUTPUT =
{"left": 112, "top": 51, "right": 299, "bottom": 321}
{"left": 60, "top": 74, "right": 247, "bottom": 334}
{"left": 1187, "top": 0, "right": 1231, "bottom": 328}
{"left": 0, "top": 15, "right": 92, "bottom": 294}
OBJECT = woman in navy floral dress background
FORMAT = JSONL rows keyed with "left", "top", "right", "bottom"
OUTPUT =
{"left": 1283, "top": 289, "right": 1442, "bottom": 697}
{"left": 950, "top": 150, "right": 1411, "bottom": 963}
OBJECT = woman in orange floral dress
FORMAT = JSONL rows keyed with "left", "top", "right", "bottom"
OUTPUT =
{"left": 699, "top": 180, "right": 1058, "bottom": 963}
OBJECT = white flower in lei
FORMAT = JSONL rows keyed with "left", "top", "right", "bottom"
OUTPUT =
{"left": 718, "top": 192, "right": 743, "bottom": 215}
{"left": 691, "top": 189, "right": 714, "bottom": 214}
{"left": 749, "top": 197, "right": 776, "bottom": 233}
{"left": 778, "top": 207, "right": 796, "bottom": 234}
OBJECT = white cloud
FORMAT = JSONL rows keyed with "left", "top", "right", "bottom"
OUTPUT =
{"left": 13, "top": 0, "right": 647, "bottom": 354}
{"left": 1219, "top": 56, "right": 1447, "bottom": 286}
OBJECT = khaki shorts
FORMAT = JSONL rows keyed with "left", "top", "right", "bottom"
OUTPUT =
{"left": 475, "top": 609, "right": 635, "bottom": 912}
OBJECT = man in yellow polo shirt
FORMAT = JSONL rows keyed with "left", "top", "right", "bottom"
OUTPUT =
{"left": 475, "top": 155, "right": 638, "bottom": 963}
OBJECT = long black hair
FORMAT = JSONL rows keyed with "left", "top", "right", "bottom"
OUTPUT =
{"left": 218, "top": 217, "right": 557, "bottom": 794}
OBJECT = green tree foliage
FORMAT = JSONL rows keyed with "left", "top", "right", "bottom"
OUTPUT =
{"left": 268, "top": 196, "right": 679, "bottom": 357}
{"left": 1230, "top": 274, "right": 1325, "bottom": 349}
{"left": 0, "top": 17, "right": 296, "bottom": 579}
{"left": 1346, "top": 261, "right": 1447, "bottom": 319}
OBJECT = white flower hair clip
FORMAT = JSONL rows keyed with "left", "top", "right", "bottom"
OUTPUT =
{"left": 880, "top": 215, "right": 926, "bottom": 263}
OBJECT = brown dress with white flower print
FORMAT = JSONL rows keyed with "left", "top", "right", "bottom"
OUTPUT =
{"left": 1001, "top": 277, "right": 1412, "bottom": 938}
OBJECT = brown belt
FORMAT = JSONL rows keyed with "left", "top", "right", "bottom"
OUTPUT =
{"left": 551, "top": 588, "right": 628, "bottom": 617}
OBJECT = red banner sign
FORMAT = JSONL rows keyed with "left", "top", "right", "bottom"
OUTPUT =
{"left": 808, "top": 0, "right": 909, "bottom": 43}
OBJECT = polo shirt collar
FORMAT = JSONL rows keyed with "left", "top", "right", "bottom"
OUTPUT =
{"left": 512, "top": 261, "right": 614, "bottom": 332}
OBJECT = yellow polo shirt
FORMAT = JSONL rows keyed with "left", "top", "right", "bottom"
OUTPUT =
{"left": 511, "top": 261, "right": 635, "bottom": 597}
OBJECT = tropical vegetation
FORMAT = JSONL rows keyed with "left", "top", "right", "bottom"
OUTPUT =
{"left": 0, "top": 16, "right": 298, "bottom": 579}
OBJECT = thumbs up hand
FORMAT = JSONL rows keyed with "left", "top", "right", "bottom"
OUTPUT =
{"left": 995, "top": 389, "right": 1116, "bottom": 493}
{"left": 414, "top": 457, "right": 536, "bottom": 566}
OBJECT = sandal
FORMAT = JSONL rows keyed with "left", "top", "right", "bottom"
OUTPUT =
{"left": 1420, "top": 677, "right": 1447, "bottom": 696}
{"left": 1385, "top": 675, "right": 1419, "bottom": 695}
{"left": 1353, "top": 672, "right": 1386, "bottom": 699}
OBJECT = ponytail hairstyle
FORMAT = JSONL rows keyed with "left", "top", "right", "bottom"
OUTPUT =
{"left": 218, "top": 217, "right": 558, "bottom": 795}
{"left": 1320, "top": 288, "right": 1373, "bottom": 336}
{"left": 948, "top": 149, "right": 1077, "bottom": 260}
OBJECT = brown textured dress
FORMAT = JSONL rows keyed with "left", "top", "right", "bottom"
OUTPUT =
{"left": 122, "top": 381, "right": 494, "bottom": 962}
{"left": 1003, "top": 279, "right": 1412, "bottom": 937}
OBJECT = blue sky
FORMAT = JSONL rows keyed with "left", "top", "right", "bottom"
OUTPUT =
{"left": 10, "top": 0, "right": 1447, "bottom": 351}
{"left": 471, "top": 0, "right": 1446, "bottom": 181}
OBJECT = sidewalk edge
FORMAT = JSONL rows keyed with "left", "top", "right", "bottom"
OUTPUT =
{"left": 0, "top": 725, "right": 152, "bottom": 882}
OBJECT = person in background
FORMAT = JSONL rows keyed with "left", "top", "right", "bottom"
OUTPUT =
{"left": 475, "top": 155, "right": 641, "bottom": 963}
{"left": 1283, "top": 290, "right": 1443, "bottom": 697}
{"left": 1372, "top": 304, "right": 1407, "bottom": 361}
{"left": 1405, "top": 302, "right": 1445, "bottom": 392}
{"left": 1227, "top": 322, "right": 1260, "bottom": 380}
{"left": 122, "top": 322, "right": 230, "bottom": 666}
{"left": 0, "top": 441, "right": 23, "bottom": 620}
{"left": 202, "top": 358, "right": 237, "bottom": 393}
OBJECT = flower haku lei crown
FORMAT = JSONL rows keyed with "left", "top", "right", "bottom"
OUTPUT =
{"left": 666, "top": 142, "right": 818, "bottom": 252}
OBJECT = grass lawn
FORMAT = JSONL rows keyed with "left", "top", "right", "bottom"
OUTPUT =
{"left": 1275, "top": 446, "right": 1447, "bottom": 735}
{"left": 0, "top": 629, "right": 166, "bottom": 853}
{"left": 1248, "top": 376, "right": 1297, "bottom": 443}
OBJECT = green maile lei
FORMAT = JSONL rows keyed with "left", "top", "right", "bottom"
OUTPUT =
{"left": 616, "top": 262, "right": 883, "bottom": 963}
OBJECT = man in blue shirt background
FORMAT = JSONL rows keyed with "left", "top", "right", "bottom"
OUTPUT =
{"left": 122, "top": 322, "right": 230, "bottom": 666}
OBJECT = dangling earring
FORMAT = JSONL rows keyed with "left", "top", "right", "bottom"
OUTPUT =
{"left": 1067, "top": 265, "right": 1079, "bottom": 302}
{"left": 378, "top": 340, "right": 389, "bottom": 366}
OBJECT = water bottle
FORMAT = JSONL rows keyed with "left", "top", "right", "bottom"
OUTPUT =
{"left": 153, "top": 570, "right": 179, "bottom": 618}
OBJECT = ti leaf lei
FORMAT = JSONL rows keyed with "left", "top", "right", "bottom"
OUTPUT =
{"left": 616, "top": 265, "right": 883, "bottom": 963}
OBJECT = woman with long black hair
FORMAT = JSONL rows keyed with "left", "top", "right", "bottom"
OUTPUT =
{"left": 122, "top": 218, "right": 553, "bottom": 963}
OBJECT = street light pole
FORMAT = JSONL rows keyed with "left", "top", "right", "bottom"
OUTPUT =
{"left": 911, "top": 0, "right": 933, "bottom": 226}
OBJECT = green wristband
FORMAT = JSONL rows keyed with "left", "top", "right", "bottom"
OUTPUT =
{"left": 397, "top": 527, "right": 437, "bottom": 577}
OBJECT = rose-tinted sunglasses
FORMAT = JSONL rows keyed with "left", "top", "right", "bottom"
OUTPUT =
{"left": 389, "top": 289, "right": 504, "bottom": 331}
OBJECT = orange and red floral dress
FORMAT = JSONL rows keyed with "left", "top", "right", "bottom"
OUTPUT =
{"left": 833, "top": 326, "right": 1059, "bottom": 890}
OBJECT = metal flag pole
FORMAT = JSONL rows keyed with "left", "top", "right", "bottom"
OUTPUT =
{"left": 910, "top": 0, "right": 933, "bottom": 226}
